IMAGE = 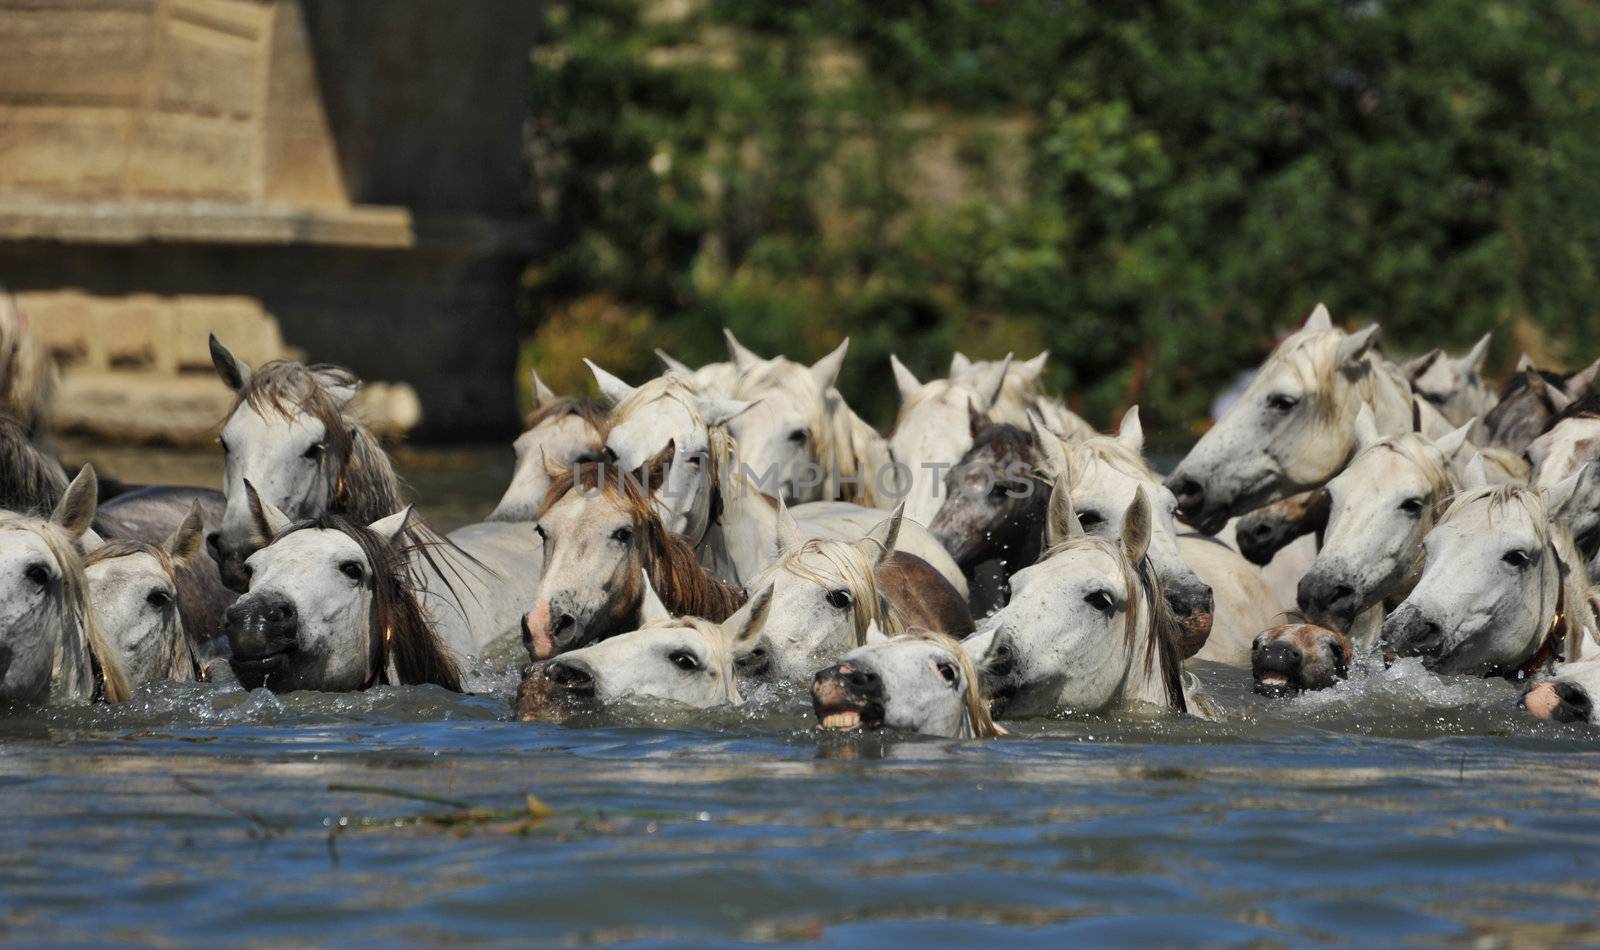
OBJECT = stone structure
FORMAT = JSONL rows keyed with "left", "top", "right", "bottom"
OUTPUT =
{"left": 0, "top": 0, "right": 542, "bottom": 442}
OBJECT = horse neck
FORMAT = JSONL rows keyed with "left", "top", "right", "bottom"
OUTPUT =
{"left": 707, "top": 466, "right": 779, "bottom": 588}
{"left": 1361, "top": 359, "right": 1421, "bottom": 436}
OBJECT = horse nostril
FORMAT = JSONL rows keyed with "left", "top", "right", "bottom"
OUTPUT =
{"left": 546, "top": 661, "right": 593, "bottom": 691}
{"left": 553, "top": 614, "right": 576, "bottom": 635}
{"left": 1556, "top": 682, "right": 1593, "bottom": 717}
{"left": 845, "top": 668, "right": 880, "bottom": 691}
{"left": 264, "top": 601, "right": 295, "bottom": 624}
{"left": 1251, "top": 523, "right": 1273, "bottom": 539}
{"left": 1169, "top": 476, "right": 1203, "bottom": 507}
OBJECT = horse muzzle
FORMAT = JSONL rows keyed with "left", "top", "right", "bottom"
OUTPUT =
{"left": 1297, "top": 570, "right": 1364, "bottom": 634}
{"left": 810, "top": 662, "right": 886, "bottom": 731}
{"left": 1252, "top": 639, "right": 1309, "bottom": 697}
{"left": 207, "top": 532, "right": 258, "bottom": 594}
{"left": 513, "top": 659, "right": 596, "bottom": 722}
{"left": 1380, "top": 606, "right": 1446, "bottom": 664}
{"left": 1164, "top": 583, "right": 1214, "bottom": 660}
{"left": 223, "top": 593, "right": 300, "bottom": 688}
{"left": 1521, "top": 680, "right": 1594, "bottom": 724}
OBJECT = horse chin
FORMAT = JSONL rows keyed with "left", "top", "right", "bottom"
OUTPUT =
{"left": 1251, "top": 665, "right": 1304, "bottom": 698}
{"left": 1172, "top": 609, "right": 1213, "bottom": 660}
{"left": 229, "top": 649, "right": 294, "bottom": 691}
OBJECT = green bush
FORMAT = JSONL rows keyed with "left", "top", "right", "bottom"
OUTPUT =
{"left": 524, "top": 0, "right": 1600, "bottom": 433}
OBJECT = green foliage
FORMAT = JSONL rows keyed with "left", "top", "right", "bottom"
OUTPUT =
{"left": 525, "top": 0, "right": 1600, "bottom": 432}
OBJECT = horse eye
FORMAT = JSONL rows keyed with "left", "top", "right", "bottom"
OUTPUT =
{"left": 1266, "top": 394, "right": 1299, "bottom": 412}
{"left": 1398, "top": 497, "right": 1424, "bottom": 516}
{"left": 1422, "top": 392, "right": 1447, "bottom": 406}
{"left": 24, "top": 563, "right": 49, "bottom": 587}
{"left": 788, "top": 429, "right": 808, "bottom": 445}
{"left": 611, "top": 526, "right": 634, "bottom": 544}
{"left": 669, "top": 650, "right": 700, "bottom": 672}
{"left": 1084, "top": 590, "right": 1115, "bottom": 613}
{"left": 1077, "top": 510, "right": 1103, "bottom": 529}
{"left": 825, "top": 588, "right": 852, "bottom": 609}
{"left": 146, "top": 589, "right": 172, "bottom": 609}
{"left": 936, "top": 662, "right": 958, "bottom": 685}
{"left": 303, "top": 443, "right": 326, "bottom": 460}
{"left": 339, "top": 561, "right": 364, "bottom": 581}
{"left": 1502, "top": 549, "right": 1532, "bottom": 568}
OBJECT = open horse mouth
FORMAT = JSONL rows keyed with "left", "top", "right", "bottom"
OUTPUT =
{"left": 229, "top": 648, "right": 293, "bottom": 689}
{"left": 811, "top": 665, "right": 886, "bottom": 731}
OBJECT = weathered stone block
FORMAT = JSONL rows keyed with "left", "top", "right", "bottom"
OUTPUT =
{"left": 174, "top": 295, "right": 279, "bottom": 370}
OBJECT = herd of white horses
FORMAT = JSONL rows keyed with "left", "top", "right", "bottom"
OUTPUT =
{"left": 5, "top": 304, "right": 1600, "bottom": 738}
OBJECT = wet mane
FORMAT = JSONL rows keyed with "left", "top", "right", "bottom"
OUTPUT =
{"left": 276, "top": 514, "right": 462, "bottom": 691}
{"left": 0, "top": 412, "right": 68, "bottom": 515}
{"left": 761, "top": 536, "right": 905, "bottom": 647}
{"left": 0, "top": 512, "right": 129, "bottom": 703}
{"left": 1035, "top": 534, "right": 1187, "bottom": 712}
{"left": 542, "top": 463, "right": 745, "bottom": 625}
{"left": 230, "top": 360, "right": 405, "bottom": 526}
{"left": 898, "top": 627, "right": 1006, "bottom": 738}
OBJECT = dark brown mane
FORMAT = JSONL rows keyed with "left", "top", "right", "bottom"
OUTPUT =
{"left": 1549, "top": 390, "right": 1600, "bottom": 429}
{"left": 0, "top": 412, "right": 68, "bottom": 515}
{"left": 525, "top": 396, "right": 610, "bottom": 435}
{"left": 282, "top": 514, "right": 462, "bottom": 691}
{"left": 969, "top": 419, "right": 1037, "bottom": 463}
{"left": 542, "top": 462, "right": 744, "bottom": 628}
{"left": 231, "top": 361, "right": 406, "bottom": 526}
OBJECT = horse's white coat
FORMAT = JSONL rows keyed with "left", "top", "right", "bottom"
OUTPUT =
{"left": 889, "top": 354, "right": 1010, "bottom": 526}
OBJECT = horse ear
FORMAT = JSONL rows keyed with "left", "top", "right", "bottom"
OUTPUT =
{"left": 654, "top": 348, "right": 692, "bottom": 375}
{"left": 1303, "top": 303, "right": 1333, "bottom": 332}
{"left": 949, "top": 351, "right": 971, "bottom": 377}
{"left": 722, "top": 582, "right": 773, "bottom": 655}
{"left": 860, "top": 502, "right": 903, "bottom": 567}
{"left": 584, "top": 358, "right": 637, "bottom": 406}
{"left": 310, "top": 368, "right": 360, "bottom": 408}
{"left": 1517, "top": 352, "right": 1536, "bottom": 372}
{"left": 1400, "top": 348, "right": 1441, "bottom": 379}
{"left": 1460, "top": 452, "right": 1492, "bottom": 490}
{"left": 1030, "top": 409, "right": 1068, "bottom": 481}
{"left": 243, "top": 479, "right": 292, "bottom": 542}
{"left": 638, "top": 569, "right": 671, "bottom": 623}
{"left": 1121, "top": 485, "right": 1153, "bottom": 565}
{"left": 208, "top": 334, "right": 252, "bottom": 393}
{"left": 972, "top": 353, "right": 1012, "bottom": 410}
{"left": 773, "top": 495, "right": 802, "bottom": 560}
{"left": 1020, "top": 350, "right": 1049, "bottom": 381}
{"left": 890, "top": 354, "right": 921, "bottom": 401}
{"left": 164, "top": 501, "right": 205, "bottom": 568}
{"left": 367, "top": 506, "right": 413, "bottom": 543}
{"left": 51, "top": 464, "right": 98, "bottom": 541}
{"left": 864, "top": 617, "right": 891, "bottom": 645}
{"left": 1542, "top": 463, "right": 1588, "bottom": 516}
{"left": 1461, "top": 333, "right": 1492, "bottom": 376}
{"left": 1566, "top": 356, "right": 1600, "bottom": 398}
{"left": 1353, "top": 403, "right": 1381, "bottom": 452}
{"left": 723, "top": 327, "right": 763, "bottom": 370}
{"left": 695, "top": 397, "right": 754, "bottom": 428}
{"left": 531, "top": 369, "right": 558, "bottom": 407}
{"left": 1117, "top": 405, "right": 1144, "bottom": 453}
{"left": 1337, "top": 323, "right": 1381, "bottom": 368}
{"left": 1435, "top": 418, "right": 1474, "bottom": 458}
{"left": 1542, "top": 378, "right": 1574, "bottom": 413}
{"left": 968, "top": 399, "right": 986, "bottom": 438}
{"left": 810, "top": 338, "right": 849, "bottom": 390}
{"left": 1045, "top": 475, "right": 1084, "bottom": 546}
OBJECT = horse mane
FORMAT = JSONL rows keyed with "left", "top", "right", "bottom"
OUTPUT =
{"left": 1358, "top": 433, "right": 1459, "bottom": 518}
{"left": 231, "top": 360, "right": 406, "bottom": 525}
{"left": 281, "top": 514, "right": 463, "bottom": 691}
{"left": 1035, "top": 534, "right": 1186, "bottom": 713}
{"left": 525, "top": 396, "right": 609, "bottom": 435}
{"left": 760, "top": 537, "right": 906, "bottom": 647}
{"left": 969, "top": 419, "right": 1036, "bottom": 465}
{"left": 900, "top": 627, "right": 1006, "bottom": 738}
{"left": 821, "top": 389, "right": 893, "bottom": 506}
{"left": 0, "top": 412, "right": 68, "bottom": 515}
{"left": 1067, "top": 434, "right": 1157, "bottom": 486}
{"left": 0, "top": 512, "right": 130, "bottom": 703}
{"left": 542, "top": 462, "right": 745, "bottom": 625}
{"left": 1547, "top": 390, "right": 1600, "bottom": 429}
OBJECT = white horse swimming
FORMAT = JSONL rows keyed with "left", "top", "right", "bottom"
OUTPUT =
{"left": 889, "top": 353, "right": 1012, "bottom": 526}
{"left": 1296, "top": 407, "right": 1471, "bottom": 645}
{"left": 949, "top": 349, "right": 1095, "bottom": 439}
{"left": 723, "top": 337, "right": 851, "bottom": 504}
{"left": 1382, "top": 474, "right": 1599, "bottom": 678}
{"left": 0, "top": 466, "right": 129, "bottom": 705}
{"left": 739, "top": 502, "right": 973, "bottom": 683}
{"left": 970, "top": 486, "right": 1191, "bottom": 717}
{"left": 515, "top": 575, "right": 773, "bottom": 718}
{"left": 1401, "top": 333, "right": 1493, "bottom": 432}
{"left": 207, "top": 337, "right": 541, "bottom": 664}
{"left": 487, "top": 371, "right": 607, "bottom": 522}
{"left": 1041, "top": 407, "right": 1280, "bottom": 666}
{"left": 1166, "top": 304, "right": 1447, "bottom": 534}
{"left": 220, "top": 487, "right": 462, "bottom": 693}
{"left": 84, "top": 501, "right": 205, "bottom": 686}
{"left": 811, "top": 621, "right": 1003, "bottom": 739}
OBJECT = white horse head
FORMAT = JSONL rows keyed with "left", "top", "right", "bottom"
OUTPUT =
{"left": 0, "top": 466, "right": 129, "bottom": 705}
{"left": 811, "top": 623, "right": 1003, "bottom": 738}
{"left": 489, "top": 371, "right": 607, "bottom": 522}
{"left": 742, "top": 502, "right": 905, "bottom": 682}
{"left": 1382, "top": 481, "right": 1598, "bottom": 677}
{"left": 1297, "top": 410, "right": 1470, "bottom": 631}
{"left": 1527, "top": 408, "right": 1600, "bottom": 568}
{"left": 725, "top": 339, "right": 849, "bottom": 503}
{"left": 1402, "top": 333, "right": 1492, "bottom": 429}
{"left": 1166, "top": 305, "right": 1406, "bottom": 533}
{"left": 221, "top": 491, "right": 461, "bottom": 692}
{"left": 889, "top": 354, "right": 1011, "bottom": 525}
{"left": 517, "top": 576, "right": 773, "bottom": 716}
{"left": 1047, "top": 407, "right": 1216, "bottom": 651}
{"left": 84, "top": 501, "right": 205, "bottom": 686}
{"left": 208, "top": 336, "right": 405, "bottom": 592}
{"left": 654, "top": 343, "right": 741, "bottom": 398}
{"left": 973, "top": 486, "right": 1186, "bottom": 717}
